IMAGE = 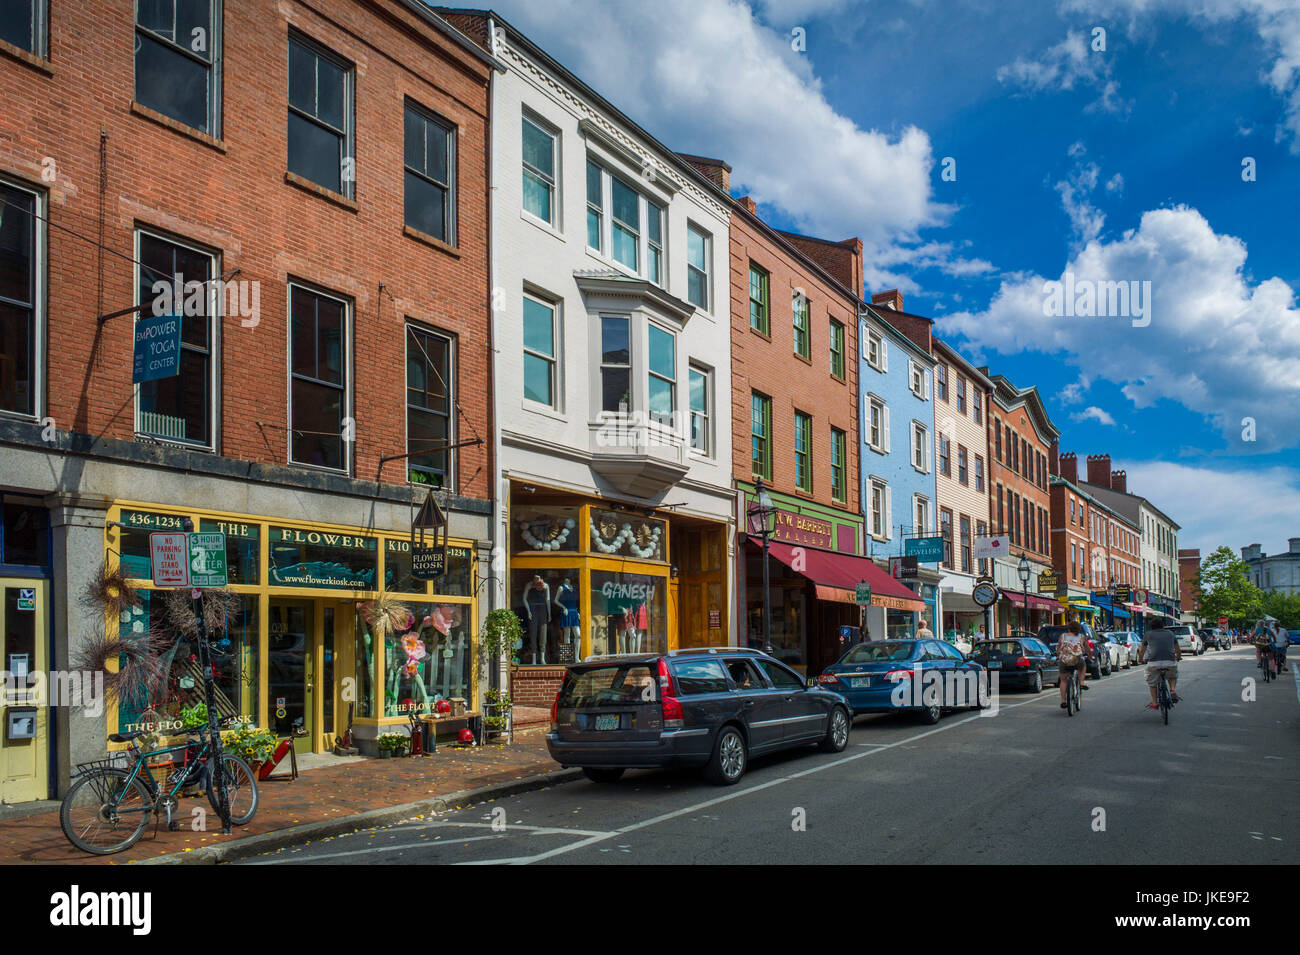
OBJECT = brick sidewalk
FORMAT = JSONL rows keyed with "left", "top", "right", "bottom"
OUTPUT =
{"left": 0, "top": 729, "right": 562, "bottom": 865}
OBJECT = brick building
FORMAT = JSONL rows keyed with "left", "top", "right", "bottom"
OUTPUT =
{"left": 0, "top": 0, "right": 495, "bottom": 799}
{"left": 1179, "top": 549, "right": 1201, "bottom": 624}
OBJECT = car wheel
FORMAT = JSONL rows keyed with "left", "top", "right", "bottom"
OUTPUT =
{"left": 1028, "top": 670, "right": 1042, "bottom": 694}
{"left": 582, "top": 767, "right": 625, "bottom": 784}
{"left": 705, "top": 726, "right": 747, "bottom": 786}
{"left": 916, "top": 702, "right": 942, "bottom": 725}
{"left": 819, "top": 707, "right": 850, "bottom": 753}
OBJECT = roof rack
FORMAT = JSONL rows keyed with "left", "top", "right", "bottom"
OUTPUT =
{"left": 667, "top": 646, "right": 766, "bottom": 657}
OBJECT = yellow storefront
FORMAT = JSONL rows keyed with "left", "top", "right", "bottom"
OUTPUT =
{"left": 103, "top": 501, "right": 477, "bottom": 755}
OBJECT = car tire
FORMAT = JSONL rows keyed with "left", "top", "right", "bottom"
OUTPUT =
{"left": 582, "top": 767, "right": 625, "bottom": 783}
{"left": 1028, "top": 670, "right": 1042, "bottom": 694}
{"left": 916, "top": 701, "right": 942, "bottom": 725}
{"left": 819, "top": 707, "right": 850, "bottom": 753}
{"left": 704, "top": 726, "right": 747, "bottom": 786}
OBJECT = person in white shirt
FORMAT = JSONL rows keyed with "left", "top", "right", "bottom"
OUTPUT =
{"left": 916, "top": 619, "right": 934, "bottom": 640}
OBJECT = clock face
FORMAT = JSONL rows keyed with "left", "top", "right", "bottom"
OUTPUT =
{"left": 973, "top": 583, "right": 999, "bottom": 607}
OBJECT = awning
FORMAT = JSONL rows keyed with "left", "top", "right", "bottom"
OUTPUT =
{"left": 1127, "top": 602, "right": 1153, "bottom": 614}
{"left": 1068, "top": 599, "right": 1096, "bottom": 614}
{"left": 1004, "top": 592, "right": 1064, "bottom": 613}
{"left": 1091, "top": 596, "right": 1130, "bottom": 620}
{"left": 761, "top": 540, "right": 927, "bottom": 613}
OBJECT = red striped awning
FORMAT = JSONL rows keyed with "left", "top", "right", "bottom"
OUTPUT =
{"left": 1004, "top": 591, "right": 1064, "bottom": 613}
{"left": 759, "top": 540, "right": 927, "bottom": 613}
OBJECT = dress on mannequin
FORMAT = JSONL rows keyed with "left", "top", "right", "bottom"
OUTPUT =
{"left": 555, "top": 580, "right": 580, "bottom": 659}
{"left": 523, "top": 576, "right": 551, "bottom": 664}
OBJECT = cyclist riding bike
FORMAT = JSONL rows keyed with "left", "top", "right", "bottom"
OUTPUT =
{"left": 1271, "top": 621, "right": 1289, "bottom": 674}
{"left": 1254, "top": 623, "right": 1275, "bottom": 672}
{"left": 1138, "top": 625, "right": 1182, "bottom": 710}
{"left": 1057, "top": 620, "right": 1088, "bottom": 709}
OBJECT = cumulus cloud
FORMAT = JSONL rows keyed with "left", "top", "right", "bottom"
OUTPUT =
{"left": 488, "top": 0, "right": 951, "bottom": 247}
{"left": 996, "top": 29, "right": 1129, "bottom": 113}
{"left": 1063, "top": 0, "right": 1300, "bottom": 152}
{"left": 1073, "top": 405, "right": 1117, "bottom": 425}
{"left": 1059, "top": 374, "right": 1093, "bottom": 404}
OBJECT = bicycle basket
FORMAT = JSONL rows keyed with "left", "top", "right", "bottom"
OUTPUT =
{"left": 73, "top": 752, "right": 131, "bottom": 777}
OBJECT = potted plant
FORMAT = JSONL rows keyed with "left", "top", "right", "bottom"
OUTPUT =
{"left": 180, "top": 702, "right": 208, "bottom": 730}
{"left": 377, "top": 732, "right": 408, "bottom": 758}
{"left": 483, "top": 688, "right": 513, "bottom": 739}
{"left": 220, "top": 723, "right": 278, "bottom": 771}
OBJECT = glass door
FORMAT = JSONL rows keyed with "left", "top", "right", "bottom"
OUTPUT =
{"left": 269, "top": 601, "right": 315, "bottom": 754}
{"left": 1, "top": 580, "right": 48, "bottom": 804}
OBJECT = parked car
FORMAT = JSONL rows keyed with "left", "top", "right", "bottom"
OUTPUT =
{"left": 1214, "top": 629, "right": 1232, "bottom": 650}
{"left": 1037, "top": 623, "right": 1110, "bottom": 679}
{"left": 817, "top": 639, "right": 987, "bottom": 725}
{"left": 1100, "top": 632, "right": 1132, "bottom": 668}
{"left": 1167, "top": 624, "right": 1203, "bottom": 655}
{"left": 1094, "top": 632, "right": 1125, "bottom": 670}
{"left": 1114, "top": 631, "right": 1144, "bottom": 662}
{"left": 547, "top": 647, "right": 851, "bottom": 786}
{"left": 1197, "top": 628, "right": 1229, "bottom": 651}
{"left": 970, "top": 637, "right": 1059, "bottom": 693}
{"left": 1290, "top": 630, "right": 1300, "bottom": 647}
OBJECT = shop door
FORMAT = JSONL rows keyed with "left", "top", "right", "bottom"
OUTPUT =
{"left": 269, "top": 601, "right": 315, "bottom": 755}
{"left": 1, "top": 580, "right": 49, "bottom": 803}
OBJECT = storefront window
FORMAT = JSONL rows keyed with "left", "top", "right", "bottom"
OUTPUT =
{"left": 589, "top": 509, "right": 666, "bottom": 561}
{"left": 511, "top": 567, "right": 582, "bottom": 664}
{"left": 200, "top": 519, "right": 261, "bottom": 585}
{"left": 268, "top": 526, "right": 377, "bottom": 588}
{"left": 886, "top": 608, "right": 915, "bottom": 640}
{"left": 383, "top": 538, "right": 429, "bottom": 594}
{"left": 389, "top": 602, "right": 473, "bottom": 715}
{"left": 513, "top": 505, "right": 580, "bottom": 553}
{"left": 354, "top": 608, "right": 378, "bottom": 720}
{"left": 589, "top": 569, "right": 667, "bottom": 656}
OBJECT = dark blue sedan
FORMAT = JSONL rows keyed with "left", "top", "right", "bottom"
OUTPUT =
{"left": 816, "top": 639, "right": 988, "bottom": 725}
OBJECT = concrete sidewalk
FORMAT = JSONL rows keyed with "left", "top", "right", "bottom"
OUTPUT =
{"left": 0, "top": 727, "right": 577, "bottom": 865}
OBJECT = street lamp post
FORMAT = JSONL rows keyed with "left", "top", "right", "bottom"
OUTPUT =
{"left": 1107, "top": 577, "right": 1117, "bottom": 630}
{"left": 1017, "top": 552, "right": 1031, "bottom": 634}
{"left": 747, "top": 478, "right": 778, "bottom": 655}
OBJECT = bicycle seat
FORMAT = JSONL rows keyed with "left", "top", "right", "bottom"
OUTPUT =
{"left": 108, "top": 731, "right": 144, "bottom": 742}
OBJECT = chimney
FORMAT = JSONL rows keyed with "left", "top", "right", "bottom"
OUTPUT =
{"left": 1241, "top": 543, "right": 1262, "bottom": 562}
{"left": 1290, "top": 538, "right": 1300, "bottom": 554}
{"left": 1058, "top": 451, "right": 1078, "bottom": 485}
{"left": 1085, "top": 453, "right": 1112, "bottom": 488}
{"left": 1110, "top": 469, "right": 1126, "bottom": 493}
{"left": 737, "top": 195, "right": 757, "bottom": 215}
{"left": 677, "top": 153, "right": 731, "bottom": 194}
{"left": 871, "top": 290, "right": 903, "bottom": 312}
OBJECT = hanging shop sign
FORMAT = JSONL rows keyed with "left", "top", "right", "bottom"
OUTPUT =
{"left": 411, "top": 547, "right": 446, "bottom": 580}
{"left": 904, "top": 536, "right": 945, "bottom": 562}
{"left": 1114, "top": 584, "right": 1131, "bottom": 602}
{"left": 974, "top": 535, "right": 1009, "bottom": 559}
{"left": 132, "top": 313, "right": 182, "bottom": 383}
{"left": 1037, "top": 570, "right": 1060, "bottom": 593}
{"left": 890, "top": 556, "right": 919, "bottom": 580}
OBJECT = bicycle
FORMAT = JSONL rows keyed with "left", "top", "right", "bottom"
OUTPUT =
{"left": 1156, "top": 669, "right": 1173, "bottom": 725}
{"left": 60, "top": 724, "right": 258, "bottom": 855}
{"left": 1065, "top": 666, "right": 1081, "bottom": 716}
{"left": 1259, "top": 649, "right": 1275, "bottom": 683}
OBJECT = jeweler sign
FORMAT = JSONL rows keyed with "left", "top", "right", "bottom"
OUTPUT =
{"left": 132, "top": 313, "right": 182, "bottom": 383}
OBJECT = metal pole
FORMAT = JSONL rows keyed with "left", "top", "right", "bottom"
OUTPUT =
{"left": 762, "top": 531, "right": 772, "bottom": 655}
{"left": 194, "top": 588, "right": 232, "bottom": 834}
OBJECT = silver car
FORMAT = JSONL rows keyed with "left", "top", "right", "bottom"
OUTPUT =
{"left": 1167, "top": 624, "right": 1201, "bottom": 655}
{"left": 1094, "top": 631, "right": 1124, "bottom": 671}
{"left": 1114, "top": 631, "right": 1143, "bottom": 665}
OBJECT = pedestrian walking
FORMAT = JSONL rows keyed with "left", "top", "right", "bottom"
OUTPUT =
{"left": 917, "top": 618, "right": 934, "bottom": 640}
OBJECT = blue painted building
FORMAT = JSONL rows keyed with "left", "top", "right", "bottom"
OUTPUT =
{"left": 858, "top": 292, "right": 941, "bottom": 638}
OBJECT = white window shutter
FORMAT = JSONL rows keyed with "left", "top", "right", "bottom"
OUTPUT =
{"left": 924, "top": 370, "right": 932, "bottom": 401}
{"left": 910, "top": 422, "right": 917, "bottom": 464}
{"left": 924, "top": 430, "right": 931, "bottom": 473}
{"left": 881, "top": 338, "right": 889, "bottom": 372}
{"left": 885, "top": 485, "right": 893, "bottom": 540}
{"left": 883, "top": 405, "right": 891, "bottom": 452}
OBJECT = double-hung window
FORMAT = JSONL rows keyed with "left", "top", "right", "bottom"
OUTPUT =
{"left": 994, "top": 419, "right": 1002, "bottom": 461}
{"left": 689, "top": 364, "right": 711, "bottom": 455}
{"left": 792, "top": 292, "right": 810, "bottom": 359}
{"left": 646, "top": 201, "right": 664, "bottom": 284}
{"left": 866, "top": 396, "right": 887, "bottom": 452}
{"left": 938, "top": 435, "right": 951, "bottom": 476}
{"left": 521, "top": 114, "right": 557, "bottom": 225}
{"left": 911, "top": 422, "right": 928, "bottom": 472}
{"left": 586, "top": 160, "right": 603, "bottom": 251}
{"left": 974, "top": 455, "right": 984, "bottom": 492}
{"left": 136, "top": 0, "right": 220, "bottom": 136}
{"left": 829, "top": 319, "right": 845, "bottom": 378}
{"left": 870, "top": 480, "right": 890, "bottom": 540}
{"left": 831, "top": 428, "right": 847, "bottom": 503}
{"left": 914, "top": 496, "right": 929, "bottom": 535}
{"left": 2, "top": 0, "right": 47, "bottom": 57}
{"left": 957, "top": 445, "right": 968, "bottom": 485}
{"left": 956, "top": 377, "right": 966, "bottom": 414}
{"left": 647, "top": 324, "right": 675, "bottom": 426}
{"left": 935, "top": 362, "right": 948, "bottom": 401}
{"left": 909, "top": 360, "right": 924, "bottom": 397}
{"left": 522, "top": 293, "right": 558, "bottom": 407}
{"left": 587, "top": 162, "right": 663, "bottom": 284}
{"left": 406, "top": 324, "right": 453, "bottom": 487}
{"left": 960, "top": 516, "right": 971, "bottom": 573}
{"left": 288, "top": 34, "right": 352, "bottom": 196}
{"left": 289, "top": 284, "right": 349, "bottom": 472}
{"left": 599, "top": 317, "right": 631, "bottom": 413}
{"left": 976, "top": 520, "right": 988, "bottom": 573}
{"left": 686, "top": 224, "right": 710, "bottom": 310}
{"left": 748, "top": 263, "right": 769, "bottom": 334}
{"left": 940, "top": 508, "right": 953, "bottom": 567}
{"left": 972, "top": 389, "right": 982, "bottom": 423}
{"left": 136, "top": 230, "right": 216, "bottom": 447}
{"left": 405, "top": 102, "right": 456, "bottom": 243}
{"left": 865, "top": 328, "right": 885, "bottom": 370}
{"left": 0, "top": 179, "right": 42, "bottom": 418}
{"left": 794, "top": 411, "right": 812, "bottom": 491}
{"left": 751, "top": 392, "right": 772, "bottom": 479}
{"left": 611, "top": 175, "right": 640, "bottom": 272}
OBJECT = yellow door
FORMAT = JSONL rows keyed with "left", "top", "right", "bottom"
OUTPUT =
{"left": 1, "top": 580, "right": 49, "bottom": 804}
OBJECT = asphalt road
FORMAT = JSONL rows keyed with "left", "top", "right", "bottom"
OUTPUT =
{"left": 237, "top": 647, "right": 1297, "bottom": 865}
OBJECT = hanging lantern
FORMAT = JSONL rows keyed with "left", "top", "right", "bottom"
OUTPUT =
{"left": 410, "top": 488, "right": 448, "bottom": 580}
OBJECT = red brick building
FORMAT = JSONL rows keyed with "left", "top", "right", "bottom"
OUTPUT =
{"left": 0, "top": 0, "right": 496, "bottom": 796}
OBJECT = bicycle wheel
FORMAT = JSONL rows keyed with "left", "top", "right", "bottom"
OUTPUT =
{"left": 1159, "top": 678, "right": 1170, "bottom": 724}
{"left": 60, "top": 769, "right": 152, "bottom": 855}
{"left": 1073, "top": 671, "right": 1082, "bottom": 712}
{"left": 206, "top": 755, "right": 259, "bottom": 826}
{"left": 1066, "top": 671, "right": 1077, "bottom": 716}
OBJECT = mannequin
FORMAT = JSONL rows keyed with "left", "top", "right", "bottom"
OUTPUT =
{"left": 555, "top": 578, "right": 581, "bottom": 659}
{"left": 522, "top": 575, "right": 551, "bottom": 664}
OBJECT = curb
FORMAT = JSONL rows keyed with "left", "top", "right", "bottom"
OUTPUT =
{"left": 136, "top": 766, "right": 584, "bottom": 865}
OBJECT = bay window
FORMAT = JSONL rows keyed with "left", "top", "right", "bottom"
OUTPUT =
{"left": 647, "top": 324, "right": 675, "bottom": 426}
{"left": 599, "top": 317, "right": 630, "bottom": 413}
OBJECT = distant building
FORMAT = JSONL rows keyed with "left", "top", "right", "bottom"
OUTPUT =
{"left": 1178, "top": 549, "right": 1201, "bottom": 625}
{"left": 1241, "top": 540, "right": 1300, "bottom": 595}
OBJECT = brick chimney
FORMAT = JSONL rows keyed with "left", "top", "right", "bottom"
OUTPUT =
{"left": 677, "top": 153, "right": 731, "bottom": 194}
{"left": 1058, "top": 451, "right": 1078, "bottom": 485}
{"left": 737, "top": 195, "right": 757, "bottom": 215}
{"left": 871, "top": 290, "right": 903, "bottom": 311}
{"left": 1110, "top": 470, "right": 1126, "bottom": 493}
{"left": 1085, "top": 453, "right": 1112, "bottom": 488}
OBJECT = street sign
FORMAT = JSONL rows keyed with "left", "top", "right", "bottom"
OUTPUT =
{"left": 16, "top": 588, "right": 35, "bottom": 611}
{"left": 904, "top": 536, "right": 944, "bottom": 562}
{"left": 1218, "top": 616, "right": 1228, "bottom": 629}
{"left": 132, "top": 313, "right": 182, "bottom": 383}
{"left": 855, "top": 582, "right": 872, "bottom": 605}
{"left": 974, "top": 535, "right": 1009, "bottom": 559}
{"left": 188, "top": 532, "right": 228, "bottom": 588}
{"left": 972, "top": 581, "right": 1000, "bottom": 608}
{"left": 149, "top": 533, "right": 190, "bottom": 587}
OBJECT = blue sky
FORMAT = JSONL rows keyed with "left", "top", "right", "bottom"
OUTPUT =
{"left": 473, "top": 0, "right": 1300, "bottom": 559}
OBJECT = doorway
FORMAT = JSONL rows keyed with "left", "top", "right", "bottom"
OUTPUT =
{"left": 1, "top": 580, "right": 48, "bottom": 803}
{"left": 268, "top": 599, "right": 345, "bottom": 755}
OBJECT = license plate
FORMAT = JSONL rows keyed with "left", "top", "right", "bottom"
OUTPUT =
{"left": 849, "top": 677, "right": 870, "bottom": 688}
{"left": 594, "top": 714, "right": 620, "bottom": 731}
{"left": 987, "top": 660, "right": 1001, "bottom": 669}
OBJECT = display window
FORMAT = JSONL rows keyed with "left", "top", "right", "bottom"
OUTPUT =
{"left": 510, "top": 567, "right": 582, "bottom": 665}
{"left": 513, "top": 505, "right": 580, "bottom": 553}
{"left": 589, "top": 569, "right": 667, "bottom": 656}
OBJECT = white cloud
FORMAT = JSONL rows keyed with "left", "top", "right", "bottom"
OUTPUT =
{"left": 1105, "top": 172, "right": 1125, "bottom": 193}
{"left": 1059, "top": 374, "right": 1093, "bottom": 403}
{"left": 1073, "top": 405, "right": 1117, "bottom": 425}
{"left": 996, "top": 29, "right": 1130, "bottom": 113}
{"left": 488, "top": 0, "right": 951, "bottom": 247}
{"left": 1118, "top": 460, "right": 1300, "bottom": 558}
{"left": 934, "top": 199, "right": 1300, "bottom": 451}
{"left": 1063, "top": 0, "right": 1300, "bottom": 152}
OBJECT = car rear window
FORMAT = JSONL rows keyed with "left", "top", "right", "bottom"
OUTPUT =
{"left": 558, "top": 664, "right": 656, "bottom": 708}
{"left": 670, "top": 658, "right": 730, "bottom": 695}
{"left": 1038, "top": 627, "right": 1066, "bottom": 644}
{"left": 977, "top": 641, "right": 1021, "bottom": 655}
{"left": 841, "top": 641, "right": 914, "bottom": 663}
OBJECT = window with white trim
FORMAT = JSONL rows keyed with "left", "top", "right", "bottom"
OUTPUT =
{"left": 522, "top": 292, "right": 558, "bottom": 408}
{"left": 599, "top": 316, "right": 630, "bottom": 413}
{"left": 911, "top": 421, "right": 929, "bottom": 472}
{"left": 521, "top": 114, "right": 557, "bottom": 225}
{"left": 913, "top": 495, "right": 930, "bottom": 535}
{"left": 909, "top": 360, "right": 924, "bottom": 397}
{"left": 587, "top": 160, "right": 664, "bottom": 285}
{"left": 647, "top": 324, "right": 675, "bottom": 426}
{"left": 289, "top": 283, "right": 350, "bottom": 471}
{"left": 686, "top": 223, "right": 710, "bottom": 310}
{"left": 0, "top": 178, "right": 43, "bottom": 419}
{"left": 689, "top": 364, "right": 711, "bottom": 455}
{"left": 586, "top": 159, "right": 603, "bottom": 251}
{"left": 136, "top": 0, "right": 221, "bottom": 136}
{"left": 866, "top": 395, "right": 889, "bottom": 453}
{"left": 865, "top": 328, "right": 885, "bottom": 371}
{"left": 870, "top": 478, "right": 891, "bottom": 540}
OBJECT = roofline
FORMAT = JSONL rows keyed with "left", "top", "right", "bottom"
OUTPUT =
{"left": 398, "top": 0, "right": 503, "bottom": 69}
{"left": 438, "top": 8, "right": 733, "bottom": 208}
{"left": 862, "top": 305, "right": 936, "bottom": 364}
{"left": 932, "top": 338, "right": 994, "bottom": 388}
{"left": 731, "top": 206, "right": 863, "bottom": 307}
{"left": 1049, "top": 476, "right": 1139, "bottom": 528}
{"left": 984, "top": 372, "right": 1060, "bottom": 439}
{"left": 1077, "top": 481, "right": 1181, "bottom": 530}
{"left": 676, "top": 152, "right": 732, "bottom": 172}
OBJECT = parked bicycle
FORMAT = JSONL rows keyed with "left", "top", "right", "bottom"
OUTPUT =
{"left": 60, "top": 723, "right": 258, "bottom": 855}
